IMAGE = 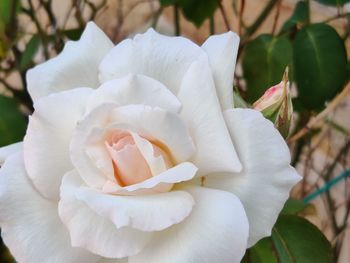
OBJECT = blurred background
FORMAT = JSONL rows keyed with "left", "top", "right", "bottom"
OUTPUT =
{"left": 0, "top": 0, "right": 349, "bottom": 262}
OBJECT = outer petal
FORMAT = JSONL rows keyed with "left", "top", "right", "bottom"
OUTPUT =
{"left": 86, "top": 74, "right": 181, "bottom": 113}
{"left": 27, "top": 22, "right": 113, "bottom": 100}
{"left": 76, "top": 184, "right": 194, "bottom": 232}
{"left": 23, "top": 88, "right": 93, "bottom": 200}
{"left": 177, "top": 58, "right": 242, "bottom": 175}
{"left": 204, "top": 109, "right": 301, "bottom": 247}
{"left": 0, "top": 153, "right": 99, "bottom": 263}
{"left": 99, "top": 28, "right": 204, "bottom": 94}
{"left": 129, "top": 185, "right": 249, "bottom": 263}
{"left": 202, "top": 31, "right": 240, "bottom": 110}
{"left": 59, "top": 171, "right": 153, "bottom": 259}
{"left": 0, "top": 142, "right": 22, "bottom": 165}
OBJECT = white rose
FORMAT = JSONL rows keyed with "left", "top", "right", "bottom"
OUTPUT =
{"left": 0, "top": 22, "right": 301, "bottom": 263}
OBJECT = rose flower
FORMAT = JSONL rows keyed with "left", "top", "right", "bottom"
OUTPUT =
{"left": 0, "top": 22, "right": 300, "bottom": 263}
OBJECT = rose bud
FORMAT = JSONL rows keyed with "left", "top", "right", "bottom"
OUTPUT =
{"left": 253, "top": 68, "right": 293, "bottom": 138}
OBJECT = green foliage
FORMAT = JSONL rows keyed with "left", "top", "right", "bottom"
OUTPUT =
{"left": 280, "top": 1, "right": 309, "bottom": 34}
{"left": 293, "top": 23, "right": 348, "bottom": 110}
{"left": 0, "top": 0, "right": 20, "bottom": 26}
{"left": 242, "top": 34, "right": 292, "bottom": 102}
{"left": 281, "top": 199, "right": 309, "bottom": 214}
{"left": 62, "top": 28, "right": 84, "bottom": 41}
{"left": 248, "top": 238, "right": 278, "bottom": 263}
{"left": 244, "top": 215, "right": 333, "bottom": 263}
{"left": 281, "top": 199, "right": 316, "bottom": 216}
{"left": 272, "top": 215, "right": 333, "bottom": 262}
{"left": 0, "top": 95, "right": 27, "bottom": 147}
{"left": 160, "top": 0, "right": 218, "bottom": 27}
{"left": 0, "top": 0, "right": 20, "bottom": 58}
{"left": 0, "top": 237, "right": 14, "bottom": 263}
{"left": 314, "top": 0, "right": 350, "bottom": 6}
{"left": 20, "top": 35, "right": 41, "bottom": 69}
{"left": 159, "top": 0, "right": 177, "bottom": 5}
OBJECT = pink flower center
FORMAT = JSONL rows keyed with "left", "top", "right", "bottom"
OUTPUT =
{"left": 105, "top": 132, "right": 172, "bottom": 186}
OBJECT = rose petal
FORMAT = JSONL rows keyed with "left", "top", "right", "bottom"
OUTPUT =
{"left": 103, "top": 162, "right": 198, "bottom": 195}
{"left": 23, "top": 88, "right": 93, "bottom": 200}
{"left": 75, "top": 184, "right": 194, "bottom": 232}
{"left": 109, "top": 105, "right": 195, "bottom": 163}
{"left": 0, "top": 153, "right": 99, "bottom": 263}
{"left": 128, "top": 185, "right": 249, "bottom": 263}
{"left": 0, "top": 142, "right": 22, "bottom": 165}
{"left": 99, "top": 28, "right": 204, "bottom": 94}
{"left": 99, "top": 259, "right": 127, "bottom": 263}
{"left": 202, "top": 31, "right": 240, "bottom": 110}
{"left": 130, "top": 132, "right": 169, "bottom": 176}
{"left": 58, "top": 171, "right": 153, "bottom": 259}
{"left": 86, "top": 74, "right": 181, "bottom": 113}
{"left": 27, "top": 22, "right": 113, "bottom": 100}
{"left": 71, "top": 103, "right": 196, "bottom": 189}
{"left": 204, "top": 109, "right": 301, "bottom": 247}
{"left": 177, "top": 58, "right": 242, "bottom": 175}
{"left": 70, "top": 104, "right": 117, "bottom": 188}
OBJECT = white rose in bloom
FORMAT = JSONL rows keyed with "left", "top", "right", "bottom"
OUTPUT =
{"left": 0, "top": 22, "right": 301, "bottom": 263}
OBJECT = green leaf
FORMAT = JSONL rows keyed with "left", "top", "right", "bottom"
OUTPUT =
{"left": 178, "top": 0, "right": 219, "bottom": 27}
{"left": 159, "top": 0, "right": 178, "bottom": 5}
{"left": 314, "top": 0, "right": 350, "bottom": 7}
{"left": 0, "top": 0, "right": 20, "bottom": 26}
{"left": 281, "top": 199, "right": 308, "bottom": 215}
{"left": 159, "top": 0, "right": 219, "bottom": 27}
{"left": 20, "top": 35, "right": 41, "bottom": 69}
{"left": 0, "top": 95, "right": 27, "bottom": 147}
{"left": 280, "top": 1, "right": 309, "bottom": 34}
{"left": 249, "top": 238, "right": 278, "bottom": 263}
{"left": 272, "top": 215, "right": 333, "bottom": 263}
{"left": 62, "top": 28, "right": 84, "bottom": 41}
{"left": 293, "top": 23, "right": 347, "bottom": 109}
{"left": 233, "top": 89, "right": 250, "bottom": 108}
{"left": 242, "top": 34, "right": 292, "bottom": 102}
{"left": 0, "top": 0, "right": 20, "bottom": 58}
{"left": 281, "top": 199, "right": 316, "bottom": 216}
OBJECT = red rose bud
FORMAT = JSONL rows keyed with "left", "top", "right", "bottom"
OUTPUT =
{"left": 253, "top": 68, "right": 293, "bottom": 138}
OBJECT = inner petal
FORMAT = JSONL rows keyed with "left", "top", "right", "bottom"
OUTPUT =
{"left": 105, "top": 132, "right": 174, "bottom": 188}
{"left": 106, "top": 136, "right": 152, "bottom": 186}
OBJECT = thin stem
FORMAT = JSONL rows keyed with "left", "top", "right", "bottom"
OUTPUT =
{"left": 271, "top": 0, "right": 282, "bottom": 35}
{"left": 152, "top": 7, "right": 163, "bottom": 29}
{"left": 209, "top": 15, "right": 215, "bottom": 35}
{"left": 174, "top": 4, "right": 180, "bottom": 36}
{"left": 241, "top": 0, "right": 278, "bottom": 43}
{"left": 288, "top": 81, "right": 350, "bottom": 144}
{"left": 322, "top": 13, "right": 349, "bottom": 23}
{"left": 27, "top": 0, "right": 49, "bottom": 59}
{"left": 238, "top": 0, "right": 245, "bottom": 36}
{"left": 218, "top": 0, "right": 230, "bottom": 31}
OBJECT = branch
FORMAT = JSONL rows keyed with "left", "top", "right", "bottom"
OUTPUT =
{"left": 288, "top": 81, "right": 350, "bottom": 144}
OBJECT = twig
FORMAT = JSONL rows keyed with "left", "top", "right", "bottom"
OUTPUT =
{"left": 271, "top": 0, "right": 282, "bottom": 35}
{"left": 322, "top": 12, "right": 349, "bottom": 23}
{"left": 241, "top": 0, "right": 279, "bottom": 43}
{"left": 209, "top": 15, "right": 215, "bottom": 35}
{"left": 27, "top": 0, "right": 49, "bottom": 59}
{"left": 174, "top": 4, "right": 180, "bottom": 36}
{"left": 218, "top": 0, "right": 230, "bottom": 31}
{"left": 238, "top": 0, "right": 245, "bottom": 36}
{"left": 152, "top": 7, "right": 163, "bottom": 29}
{"left": 288, "top": 82, "right": 350, "bottom": 144}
